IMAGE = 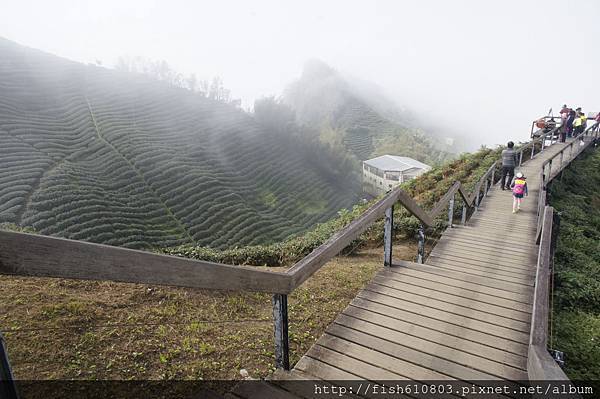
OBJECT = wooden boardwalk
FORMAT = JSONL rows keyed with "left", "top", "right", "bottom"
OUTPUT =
{"left": 231, "top": 141, "right": 575, "bottom": 398}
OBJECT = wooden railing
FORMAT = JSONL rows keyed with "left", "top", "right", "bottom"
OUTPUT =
{"left": 536, "top": 123, "right": 600, "bottom": 240}
{"left": 528, "top": 122, "right": 598, "bottom": 388}
{"left": 529, "top": 206, "right": 570, "bottom": 381}
{"left": 0, "top": 119, "right": 591, "bottom": 373}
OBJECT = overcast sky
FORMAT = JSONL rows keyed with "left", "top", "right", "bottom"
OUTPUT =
{"left": 2, "top": 0, "right": 599, "bottom": 148}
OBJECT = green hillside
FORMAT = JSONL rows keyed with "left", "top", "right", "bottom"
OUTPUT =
{"left": 284, "top": 60, "right": 449, "bottom": 165}
{"left": 0, "top": 38, "right": 360, "bottom": 250}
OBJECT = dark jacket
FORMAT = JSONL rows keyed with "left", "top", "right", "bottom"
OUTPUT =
{"left": 501, "top": 148, "right": 518, "bottom": 167}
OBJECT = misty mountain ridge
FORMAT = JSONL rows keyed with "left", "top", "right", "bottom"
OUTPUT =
{"left": 283, "top": 59, "right": 452, "bottom": 164}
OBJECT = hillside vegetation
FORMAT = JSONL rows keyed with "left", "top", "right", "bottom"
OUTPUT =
{"left": 283, "top": 60, "right": 450, "bottom": 165}
{"left": 0, "top": 38, "right": 361, "bottom": 250}
{"left": 1, "top": 145, "right": 503, "bottom": 382}
{"left": 548, "top": 148, "right": 600, "bottom": 380}
{"left": 166, "top": 145, "right": 503, "bottom": 266}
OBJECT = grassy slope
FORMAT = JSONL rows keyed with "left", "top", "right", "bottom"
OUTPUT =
{"left": 164, "top": 146, "right": 503, "bottom": 266}
{"left": 0, "top": 248, "right": 394, "bottom": 380}
{"left": 0, "top": 38, "right": 359, "bottom": 250}
{"left": 548, "top": 147, "right": 600, "bottom": 379}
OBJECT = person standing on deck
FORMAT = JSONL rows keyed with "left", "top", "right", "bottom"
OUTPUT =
{"left": 559, "top": 104, "right": 570, "bottom": 142}
{"left": 500, "top": 141, "right": 518, "bottom": 190}
{"left": 510, "top": 172, "right": 528, "bottom": 213}
{"left": 566, "top": 109, "right": 576, "bottom": 138}
{"left": 573, "top": 111, "right": 586, "bottom": 137}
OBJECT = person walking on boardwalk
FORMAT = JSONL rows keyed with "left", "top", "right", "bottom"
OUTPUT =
{"left": 500, "top": 141, "right": 518, "bottom": 190}
{"left": 510, "top": 172, "right": 528, "bottom": 213}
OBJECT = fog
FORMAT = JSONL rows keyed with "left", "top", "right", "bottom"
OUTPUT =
{"left": 2, "top": 0, "right": 599, "bottom": 149}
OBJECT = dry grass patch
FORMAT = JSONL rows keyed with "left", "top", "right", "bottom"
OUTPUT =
{"left": 0, "top": 243, "right": 417, "bottom": 381}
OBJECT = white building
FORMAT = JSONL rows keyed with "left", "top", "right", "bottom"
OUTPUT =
{"left": 362, "top": 155, "right": 431, "bottom": 196}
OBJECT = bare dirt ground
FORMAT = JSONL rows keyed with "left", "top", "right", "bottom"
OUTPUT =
{"left": 0, "top": 242, "right": 417, "bottom": 381}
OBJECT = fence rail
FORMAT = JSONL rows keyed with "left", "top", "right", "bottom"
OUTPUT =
{"left": 535, "top": 123, "right": 599, "bottom": 240}
{"left": 528, "top": 206, "right": 570, "bottom": 381}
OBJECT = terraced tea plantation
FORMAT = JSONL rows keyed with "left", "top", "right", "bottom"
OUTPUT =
{"left": 0, "top": 38, "right": 360, "bottom": 249}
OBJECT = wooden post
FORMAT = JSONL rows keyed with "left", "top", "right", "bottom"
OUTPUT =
{"left": 272, "top": 294, "right": 290, "bottom": 370}
{"left": 0, "top": 332, "right": 19, "bottom": 399}
{"left": 416, "top": 224, "right": 425, "bottom": 264}
{"left": 548, "top": 159, "right": 552, "bottom": 180}
{"left": 448, "top": 196, "right": 455, "bottom": 228}
{"left": 484, "top": 176, "right": 490, "bottom": 197}
{"left": 384, "top": 206, "right": 393, "bottom": 267}
{"left": 541, "top": 135, "right": 545, "bottom": 152}
{"left": 461, "top": 204, "right": 467, "bottom": 225}
{"left": 559, "top": 151, "right": 563, "bottom": 168}
{"left": 531, "top": 143, "right": 535, "bottom": 159}
{"left": 519, "top": 150, "right": 523, "bottom": 166}
{"left": 475, "top": 186, "right": 481, "bottom": 210}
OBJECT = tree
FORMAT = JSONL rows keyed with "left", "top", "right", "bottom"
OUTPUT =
{"left": 253, "top": 97, "right": 296, "bottom": 134}
{"left": 113, "top": 56, "right": 241, "bottom": 106}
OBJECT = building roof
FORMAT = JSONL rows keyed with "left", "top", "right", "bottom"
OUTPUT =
{"left": 363, "top": 155, "right": 431, "bottom": 172}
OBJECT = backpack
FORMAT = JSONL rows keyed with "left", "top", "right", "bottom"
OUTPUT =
{"left": 513, "top": 179, "right": 526, "bottom": 195}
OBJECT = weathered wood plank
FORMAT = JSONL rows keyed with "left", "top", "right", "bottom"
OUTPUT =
{"left": 422, "top": 260, "right": 534, "bottom": 287}
{"left": 438, "top": 234, "right": 537, "bottom": 253}
{"left": 316, "top": 333, "right": 451, "bottom": 380}
{"left": 0, "top": 230, "right": 291, "bottom": 294}
{"left": 428, "top": 248, "right": 537, "bottom": 273}
{"left": 371, "top": 275, "right": 531, "bottom": 322}
{"left": 365, "top": 280, "right": 531, "bottom": 328}
{"left": 393, "top": 261, "right": 533, "bottom": 295}
{"left": 339, "top": 308, "right": 527, "bottom": 370}
{"left": 528, "top": 345, "right": 570, "bottom": 381}
{"left": 293, "top": 356, "right": 361, "bottom": 380}
{"left": 427, "top": 248, "right": 536, "bottom": 269}
{"left": 437, "top": 233, "right": 538, "bottom": 252}
{"left": 386, "top": 265, "right": 533, "bottom": 304}
{"left": 428, "top": 248, "right": 537, "bottom": 272}
{"left": 378, "top": 269, "right": 532, "bottom": 312}
{"left": 425, "top": 257, "right": 535, "bottom": 284}
{"left": 325, "top": 323, "right": 504, "bottom": 381}
{"left": 350, "top": 298, "right": 528, "bottom": 355}
{"left": 357, "top": 289, "right": 531, "bottom": 339}
{"left": 303, "top": 344, "right": 406, "bottom": 380}
{"left": 332, "top": 315, "right": 528, "bottom": 380}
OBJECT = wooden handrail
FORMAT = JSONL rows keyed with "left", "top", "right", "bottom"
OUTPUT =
{"left": 0, "top": 230, "right": 293, "bottom": 294}
{"left": 528, "top": 206, "right": 571, "bottom": 381}
{"left": 287, "top": 187, "right": 407, "bottom": 289}
{"left": 535, "top": 124, "right": 599, "bottom": 241}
